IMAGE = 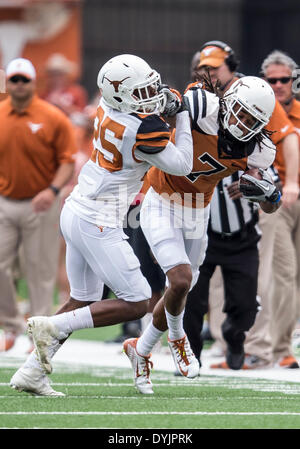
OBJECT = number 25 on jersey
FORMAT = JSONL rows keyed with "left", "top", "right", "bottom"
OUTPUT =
{"left": 92, "top": 106, "right": 125, "bottom": 172}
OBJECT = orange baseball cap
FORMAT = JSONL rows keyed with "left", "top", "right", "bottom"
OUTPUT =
{"left": 198, "top": 46, "right": 227, "bottom": 68}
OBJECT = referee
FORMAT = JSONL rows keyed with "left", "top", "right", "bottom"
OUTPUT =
{"left": 183, "top": 169, "right": 277, "bottom": 370}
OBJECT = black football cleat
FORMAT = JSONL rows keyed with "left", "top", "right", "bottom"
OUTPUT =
{"left": 225, "top": 343, "right": 245, "bottom": 370}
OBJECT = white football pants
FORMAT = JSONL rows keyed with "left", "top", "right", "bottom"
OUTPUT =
{"left": 140, "top": 187, "right": 210, "bottom": 290}
{"left": 60, "top": 204, "right": 151, "bottom": 302}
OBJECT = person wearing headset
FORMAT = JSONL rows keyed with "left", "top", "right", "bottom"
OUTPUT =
{"left": 193, "top": 40, "right": 240, "bottom": 91}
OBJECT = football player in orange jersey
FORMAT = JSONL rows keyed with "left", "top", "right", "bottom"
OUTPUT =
{"left": 123, "top": 75, "right": 282, "bottom": 393}
{"left": 189, "top": 43, "right": 299, "bottom": 372}
{"left": 10, "top": 54, "right": 194, "bottom": 396}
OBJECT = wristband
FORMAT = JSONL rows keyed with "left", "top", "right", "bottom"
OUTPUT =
{"left": 49, "top": 185, "right": 60, "bottom": 196}
{"left": 268, "top": 191, "right": 281, "bottom": 204}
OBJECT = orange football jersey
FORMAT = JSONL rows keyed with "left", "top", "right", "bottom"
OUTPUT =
{"left": 148, "top": 85, "right": 276, "bottom": 208}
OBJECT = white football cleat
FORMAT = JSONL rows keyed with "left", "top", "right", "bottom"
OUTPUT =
{"left": 123, "top": 338, "right": 154, "bottom": 394}
{"left": 10, "top": 365, "right": 64, "bottom": 396}
{"left": 168, "top": 335, "right": 200, "bottom": 378}
{"left": 27, "top": 316, "right": 67, "bottom": 374}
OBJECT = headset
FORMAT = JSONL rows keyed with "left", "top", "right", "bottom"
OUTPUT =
{"left": 200, "top": 40, "right": 239, "bottom": 72}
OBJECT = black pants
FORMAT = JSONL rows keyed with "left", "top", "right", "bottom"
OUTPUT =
{"left": 183, "top": 225, "right": 260, "bottom": 361}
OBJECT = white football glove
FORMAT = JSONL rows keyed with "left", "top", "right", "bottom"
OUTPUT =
{"left": 239, "top": 168, "right": 281, "bottom": 203}
{"left": 158, "top": 85, "right": 183, "bottom": 117}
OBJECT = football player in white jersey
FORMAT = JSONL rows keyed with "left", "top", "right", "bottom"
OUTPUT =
{"left": 10, "top": 54, "right": 193, "bottom": 396}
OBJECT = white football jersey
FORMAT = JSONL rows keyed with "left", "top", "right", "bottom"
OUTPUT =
{"left": 66, "top": 98, "right": 190, "bottom": 227}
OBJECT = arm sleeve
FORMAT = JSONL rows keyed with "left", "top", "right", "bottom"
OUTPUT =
{"left": 247, "top": 138, "right": 276, "bottom": 170}
{"left": 134, "top": 110, "right": 193, "bottom": 175}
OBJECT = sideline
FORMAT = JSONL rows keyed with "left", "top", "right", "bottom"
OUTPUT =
{"left": 1, "top": 335, "right": 300, "bottom": 384}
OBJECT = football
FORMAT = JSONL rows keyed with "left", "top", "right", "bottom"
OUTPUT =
{"left": 239, "top": 168, "right": 263, "bottom": 185}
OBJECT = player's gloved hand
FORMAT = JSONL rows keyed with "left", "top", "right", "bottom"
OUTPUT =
{"left": 239, "top": 168, "right": 281, "bottom": 203}
{"left": 159, "top": 85, "right": 188, "bottom": 117}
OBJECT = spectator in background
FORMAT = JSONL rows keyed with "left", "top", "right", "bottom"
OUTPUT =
{"left": 261, "top": 50, "right": 300, "bottom": 368}
{"left": 194, "top": 40, "right": 241, "bottom": 91}
{"left": 41, "top": 53, "right": 88, "bottom": 116}
{"left": 0, "top": 58, "right": 76, "bottom": 351}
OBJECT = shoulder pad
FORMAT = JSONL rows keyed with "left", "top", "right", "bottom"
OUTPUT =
{"left": 184, "top": 81, "right": 204, "bottom": 93}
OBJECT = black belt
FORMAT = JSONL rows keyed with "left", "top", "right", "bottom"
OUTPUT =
{"left": 209, "top": 220, "right": 258, "bottom": 241}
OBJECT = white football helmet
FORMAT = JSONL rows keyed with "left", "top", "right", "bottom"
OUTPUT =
{"left": 97, "top": 54, "right": 166, "bottom": 115}
{"left": 223, "top": 76, "right": 275, "bottom": 142}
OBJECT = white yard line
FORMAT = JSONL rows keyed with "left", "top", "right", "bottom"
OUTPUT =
{"left": 2, "top": 380, "right": 300, "bottom": 392}
{"left": 0, "top": 395, "right": 298, "bottom": 400}
{"left": 0, "top": 411, "right": 300, "bottom": 416}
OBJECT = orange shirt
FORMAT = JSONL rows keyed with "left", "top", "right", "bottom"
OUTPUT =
{"left": 0, "top": 95, "right": 76, "bottom": 199}
{"left": 276, "top": 99, "right": 300, "bottom": 184}
{"left": 266, "top": 99, "right": 297, "bottom": 184}
{"left": 289, "top": 99, "right": 300, "bottom": 135}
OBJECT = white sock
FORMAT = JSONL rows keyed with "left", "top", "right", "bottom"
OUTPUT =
{"left": 22, "top": 351, "right": 43, "bottom": 372}
{"left": 23, "top": 342, "right": 63, "bottom": 373}
{"left": 165, "top": 308, "right": 185, "bottom": 341}
{"left": 141, "top": 312, "right": 152, "bottom": 332}
{"left": 136, "top": 320, "right": 164, "bottom": 356}
{"left": 49, "top": 306, "right": 94, "bottom": 334}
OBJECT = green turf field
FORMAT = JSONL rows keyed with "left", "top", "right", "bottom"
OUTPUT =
{"left": 4, "top": 290, "right": 300, "bottom": 432}
{"left": 1, "top": 363, "right": 300, "bottom": 430}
